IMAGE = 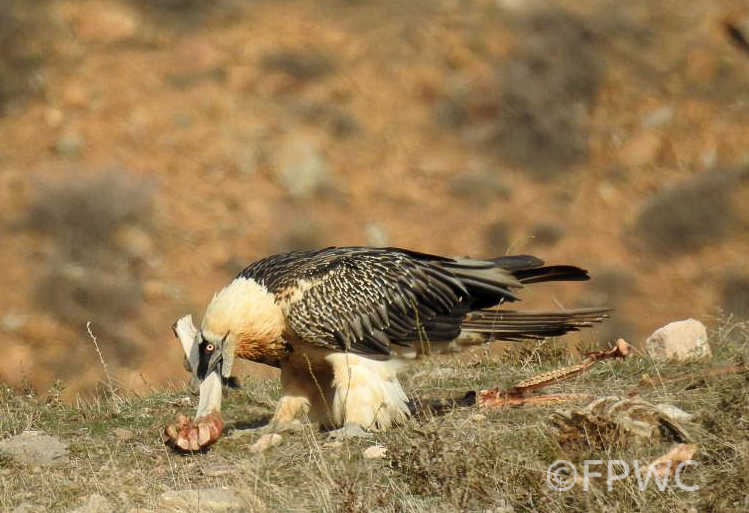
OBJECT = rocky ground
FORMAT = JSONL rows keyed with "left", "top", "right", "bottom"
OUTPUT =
{"left": 0, "top": 318, "right": 747, "bottom": 511}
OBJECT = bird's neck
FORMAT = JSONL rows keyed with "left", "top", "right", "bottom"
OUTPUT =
{"left": 202, "top": 277, "right": 286, "bottom": 363}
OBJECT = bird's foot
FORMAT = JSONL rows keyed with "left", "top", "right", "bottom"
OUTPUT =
{"left": 163, "top": 412, "right": 223, "bottom": 452}
{"left": 229, "top": 420, "right": 305, "bottom": 438}
{"left": 326, "top": 423, "right": 372, "bottom": 440}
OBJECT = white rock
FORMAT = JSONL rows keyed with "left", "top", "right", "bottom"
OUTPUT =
{"left": 365, "top": 222, "right": 389, "bottom": 247}
{"left": 1, "top": 312, "right": 25, "bottom": 332}
{"left": 362, "top": 445, "right": 387, "bottom": 459}
{"left": 0, "top": 431, "right": 69, "bottom": 467}
{"left": 646, "top": 319, "right": 711, "bottom": 362}
{"left": 201, "top": 464, "right": 233, "bottom": 477}
{"left": 276, "top": 139, "right": 329, "bottom": 198}
{"left": 160, "top": 487, "right": 260, "bottom": 512}
{"left": 70, "top": 493, "right": 112, "bottom": 513}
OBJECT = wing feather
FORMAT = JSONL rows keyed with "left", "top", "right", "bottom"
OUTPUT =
{"left": 238, "top": 246, "right": 541, "bottom": 356}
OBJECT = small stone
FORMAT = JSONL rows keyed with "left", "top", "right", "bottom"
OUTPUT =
{"left": 71, "top": 1, "right": 139, "bottom": 44}
{"left": 201, "top": 464, "right": 233, "bottom": 477}
{"left": 646, "top": 319, "right": 711, "bottom": 362}
{"left": 111, "top": 428, "right": 134, "bottom": 441}
{"left": 160, "top": 487, "right": 259, "bottom": 512}
{"left": 365, "top": 222, "right": 389, "bottom": 247}
{"left": 362, "top": 445, "right": 387, "bottom": 459}
{"left": 275, "top": 139, "right": 329, "bottom": 199}
{"left": 53, "top": 131, "right": 85, "bottom": 157}
{"left": 44, "top": 108, "right": 64, "bottom": 127}
{"left": 0, "top": 431, "right": 69, "bottom": 467}
{"left": 642, "top": 106, "right": 673, "bottom": 129}
{"left": 113, "top": 225, "right": 153, "bottom": 259}
{"left": 250, "top": 433, "right": 282, "bottom": 453}
{"left": 1, "top": 313, "right": 25, "bottom": 333}
{"left": 70, "top": 493, "right": 112, "bottom": 513}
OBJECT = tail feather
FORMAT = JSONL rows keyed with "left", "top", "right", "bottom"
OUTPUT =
{"left": 459, "top": 307, "right": 610, "bottom": 342}
{"left": 487, "top": 255, "right": 544, "bottom": 271}
{"left": 512, "top": 265, "right": 590, "bottom": 284}
{"left": 436, "top": 254, "right": 594, "bottom": 309}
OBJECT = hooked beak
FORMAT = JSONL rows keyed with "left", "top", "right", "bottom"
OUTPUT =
{"left": 203, "top": 350, "right": 223, "bottom": 378}
{"left": 220, "top": 336, "right": 236, "bottom": 380}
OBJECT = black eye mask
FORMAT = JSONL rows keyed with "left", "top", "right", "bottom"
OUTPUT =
{"left": 196, "top": 337, "right": 240, "bottom": 388}
{"left": 196, "top": 338, "right": 215, "bottom": 380}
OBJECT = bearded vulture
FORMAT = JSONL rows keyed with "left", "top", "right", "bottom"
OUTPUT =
{"left": 164, "top": 246, "right": 609, "bottom": 450}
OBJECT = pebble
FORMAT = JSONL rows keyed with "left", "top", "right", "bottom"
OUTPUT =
{"left": 362, "top": 445, "right": 387, "bottom": 459}
{"left": 0, "top": 431, "right": 69, "bottom": 467}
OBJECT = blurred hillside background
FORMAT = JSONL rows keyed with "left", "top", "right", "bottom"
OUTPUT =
{"left": 1, "top": 0, "right": 749, "bottom": 400}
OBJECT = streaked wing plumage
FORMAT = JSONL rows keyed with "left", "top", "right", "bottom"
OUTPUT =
{"left": 238, "top": 247, "right": 523, "bottom": 355}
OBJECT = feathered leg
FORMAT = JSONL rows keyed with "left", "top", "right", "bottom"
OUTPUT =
{"left": 324, "top": 353, "right": 410, "bottom": 438}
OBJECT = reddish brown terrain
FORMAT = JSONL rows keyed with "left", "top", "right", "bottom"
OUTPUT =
{"left": 1, "top": 0, "right": 748, "bottom": 399}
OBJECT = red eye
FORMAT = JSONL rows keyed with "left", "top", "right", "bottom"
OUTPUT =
{"left": 205, "top": 344, "right": 215, "bottom": 352}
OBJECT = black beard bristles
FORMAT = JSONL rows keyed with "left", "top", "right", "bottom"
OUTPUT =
{"left": 222, "top": 376, "right": 241, "bottom": 389}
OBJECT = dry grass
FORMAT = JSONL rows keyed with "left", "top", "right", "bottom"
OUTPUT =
{"left": 1, "top": 318, "right": 747, "bottom": 511}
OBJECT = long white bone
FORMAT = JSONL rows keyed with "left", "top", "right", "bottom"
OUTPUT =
{"left": 173, "top": 315, "right": 223, "bottom": 417}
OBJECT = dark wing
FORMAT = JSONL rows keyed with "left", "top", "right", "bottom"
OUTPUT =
{"left": 240, "top": 247, "right": 518, "bottom": 356}
{"left": 286, "top": 249, "right": 472, "bottom": 355}
{"left": 238, "top": 247, "right": 587, "bottom": 356}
